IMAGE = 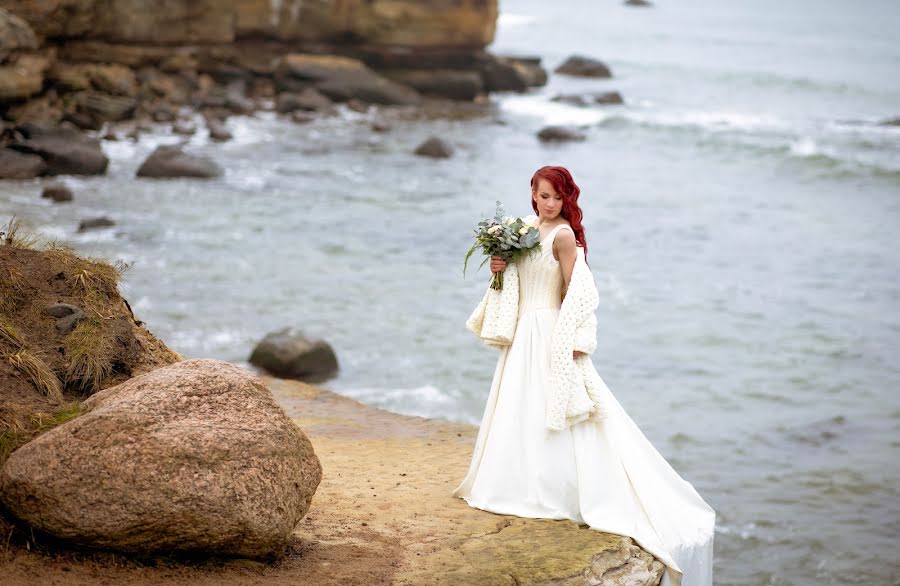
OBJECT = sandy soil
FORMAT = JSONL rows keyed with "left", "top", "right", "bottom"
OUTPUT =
{"left": 0, "top": 374, "right": 662, "bottom": 586}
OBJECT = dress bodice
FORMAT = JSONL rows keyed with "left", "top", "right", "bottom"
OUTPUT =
{"left": 517, "top": 223, "right": 573, "bottom": 315}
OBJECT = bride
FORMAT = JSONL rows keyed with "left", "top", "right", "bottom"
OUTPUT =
{"left": 452, "top": 166, "right": 716, "bottom": 586}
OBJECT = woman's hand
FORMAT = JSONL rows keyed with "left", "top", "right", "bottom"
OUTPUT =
{"left": 490, "top": 255, "right": 507, "bottom": 274}
{"left": 573, "top": 351, "right": 586, "bottom": 359}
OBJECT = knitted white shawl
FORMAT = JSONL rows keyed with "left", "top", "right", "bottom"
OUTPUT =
{"left": 466, "top": 246, "right": 606, "bottom": 431}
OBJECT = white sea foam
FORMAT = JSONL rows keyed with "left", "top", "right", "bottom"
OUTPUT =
{"left": 499, "top": 95, "right": 610, "bottom": 126}
{"left": 789, "top": 137, "right": 819, "bottom": 157}
{"left": 625, "top": 109, "right": 788, "bottom": 133}
{"left": 340, "top": 383, "right": 464, "bottom": 421}
{"left": 498, "top": 13, "right": 537, "bottom": 28}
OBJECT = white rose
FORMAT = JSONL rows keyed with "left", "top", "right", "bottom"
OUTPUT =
{"left": 505, "top": 217, "right": 515, "bottom": 224}
{"left": 518, "top": 226, "right": 529, "bottom": 235}
{"left": 487, "top": 225, "right": 502, "bottom": 234}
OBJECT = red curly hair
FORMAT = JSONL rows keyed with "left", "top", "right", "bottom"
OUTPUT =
{"left": 530, "top": 165, "right": 589, "bottom": 263}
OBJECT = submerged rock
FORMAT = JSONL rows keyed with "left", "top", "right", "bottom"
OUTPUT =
{"left": 414, "top": 136, "right": 454, "bottom": 158}
{"left": 594, "top": 91, "right": 625, "bottom": 105}
{"left": 205, "top": 116, "right": 232, "bottom": 141}
{"left": 555, "top": 55, "right": 613, "bottom": 78}
{"left": 0, "top": 358, "right": 322, "bottom": 559}
{"left": 41, "top": 183, "right": 73, "bottom": 202}
{"left": 136, "top": 145, "right": 222, "bottom": 178}
{"left": 537, "top": 126, "right": 587, "bottom": 142}
{"left": 77, "top": 216, "right": 115, "bottom": 232}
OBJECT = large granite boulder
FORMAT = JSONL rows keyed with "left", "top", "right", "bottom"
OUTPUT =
{"left": 8, "top": 123, "right": 109, "bottom": 175}
{"left": 249, "top": 327, "right": 339, "bottom": 383}
{"left": 0, "top": 358, "right": 322, "bottom": 559}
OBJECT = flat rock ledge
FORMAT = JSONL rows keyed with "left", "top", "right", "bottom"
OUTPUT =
{"left": 0, "top": 374, "right": 664, "bottom": 586}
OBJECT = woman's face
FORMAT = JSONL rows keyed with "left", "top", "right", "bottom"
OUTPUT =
{"left": 532, "top": 178, "right": 563, "bottom": 220}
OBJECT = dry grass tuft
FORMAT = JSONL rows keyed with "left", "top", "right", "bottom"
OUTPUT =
{"left": 64, "top": 318, "right": 114, "bottom": 394}
{"left": 0, "top": 315, "right": 26, "bottom": 349}
{"left": 0, "top": 402, "right": 83, "bottom": 466}
{"left": 7, "top": 349, "right": 64, "bottom": 403}
{"left": 2, "top": 215, "right": 41, "bottom": 250}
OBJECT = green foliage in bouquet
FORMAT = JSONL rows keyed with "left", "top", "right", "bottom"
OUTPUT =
{"left": 464, "top": 201, "right": 541, "bottom": 290}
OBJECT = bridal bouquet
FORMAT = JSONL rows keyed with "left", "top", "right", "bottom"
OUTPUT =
{"left": 464, "top": 201, "right": 541, "bottom": 290}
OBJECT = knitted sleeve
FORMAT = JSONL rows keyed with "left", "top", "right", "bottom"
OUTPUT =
{"left": 546, "top": 249, "right": 601, "bottom": 431}
{"left": 465, "top": 262, "right": 520, "bottom": 348}
{"left": 572, "top": 274, "right": 599, "bottom": 355}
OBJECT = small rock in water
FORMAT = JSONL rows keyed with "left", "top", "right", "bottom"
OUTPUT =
{"left": 554, "top": 55, "right": 613, "bottom": 78}
{"left": 78, "top": 217, "right": 115, "bottom": 232}
{"left": 551, "top": 94, "right": 589, "bottom": 107}
{"left": 625, "top": 0, "right": 654, "bottom": 6}
{"left": 371, "top": 120, "right": 391, "bottom": 133}
{"left": 414, "top": 136, "right": 454, "bottom": 158}
{"left": 136, "top": 145, "right": 222, "bottom": 179}
{"left": 291, "top": 111, "right": 316, "bottom": 124}
{"left": 249, "top": 327, "right": 339, "bottom": 383}
{"left": 346, "top": 98, "right": 370, "bottom": 113}
{"left": 276, "top": 88, "right": 333, "bottom": 113}
{"left": 171, "top": 120, "right": 196, "bottom": 135}
{"left": 151, "top": 105, "right": 177, "bottom": 123}
{"left": 206, "top": 117, "right": 232, "bottom": 142}
{"left": 537, "top": 126, "right": 587, "bottom": 142}
{"left": 593, "top": 91, "right": 625, "bottom": 105}
{"left": 41, "top": 183, "right": 73, "bottom": 203}
{"left": 878, "top": 117, "right": 900, "bottom": 127}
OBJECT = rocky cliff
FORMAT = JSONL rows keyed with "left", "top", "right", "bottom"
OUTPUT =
{"left": 4, "top": 0, "right": 497, "bottom": 47}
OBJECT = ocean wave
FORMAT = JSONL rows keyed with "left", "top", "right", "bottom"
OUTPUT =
{"left": 335, "top": 383, "right": 475, "bottom": 423}
{"left": 499, "top": 93, "right": 900, "bottom": 178}
{"left": 497, "top": 13, "right": 538, "bottom": 28}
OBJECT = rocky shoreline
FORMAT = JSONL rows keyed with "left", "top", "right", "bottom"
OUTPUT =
{"left": 0, "top": 374, "right": 666, "bottom": 586}
{"left": 0, "top": 236, "right": 665, "bottom": 585}
{"left": 0, "top": 1, "right": 551, "bottom": 179}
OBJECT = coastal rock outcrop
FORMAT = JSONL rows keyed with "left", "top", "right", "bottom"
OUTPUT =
{"left": 274, "top": 53, "right": 421, "bottom": 106}
{"left": 0, "top": 358, "right": 322, "bottom": 559}
{"left": 4, "top": 0, "right": 497, "bottom": 48}
{"left": 7, "top": 123, "right": 109, "bottom": 175}
{"left": 0, "top": 147, "right": 45, "bottom": 178}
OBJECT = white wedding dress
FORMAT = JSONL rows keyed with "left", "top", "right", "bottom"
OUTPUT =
{"left": 452, "top": 224, "right": 716, "bottom": 586}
